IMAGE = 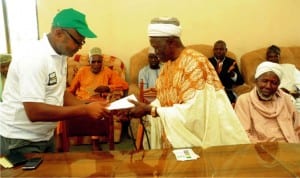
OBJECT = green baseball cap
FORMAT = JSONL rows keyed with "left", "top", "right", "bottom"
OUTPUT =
{"left": 52, "top": 8, "right": 97, "bottom": 38}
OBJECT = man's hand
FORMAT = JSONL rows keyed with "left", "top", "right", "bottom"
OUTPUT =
{"left": 128, "top": 99, "right": 151, "bottom": 118}
{"left": 228, "top": 61, "right": 236, "bottom": 73}
{"left": 95, "top": 86, "right": 110, "bottom": 93}
{"left": 85, "top": 101, "right": 110, "bottom": 120}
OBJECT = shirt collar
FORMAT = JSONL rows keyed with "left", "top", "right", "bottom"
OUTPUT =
{"left": 214, "top": 56, "right": 225, "bottom": 62}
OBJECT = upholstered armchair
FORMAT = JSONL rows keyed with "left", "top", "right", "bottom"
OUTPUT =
{"left": 67, "top": 54, "right": 126, "bottom": 86}
{"left": 67, "top": 53, "right": 127, "bottom": 100}
{"left": 240, "top": 46, "right": 300, "bottom": 94}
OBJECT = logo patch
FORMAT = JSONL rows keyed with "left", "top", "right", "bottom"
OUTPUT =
{"left": 48, "top": 72, "right": 57, "bottom": 86}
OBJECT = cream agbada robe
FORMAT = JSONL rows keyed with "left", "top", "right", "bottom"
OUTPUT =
{"left": 144, "top": 48, "right": 250, "bottom": 149}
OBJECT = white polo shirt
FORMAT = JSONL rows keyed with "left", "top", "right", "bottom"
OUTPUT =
{"left": 0, "top": 34, "right": 67, "bottom": 142}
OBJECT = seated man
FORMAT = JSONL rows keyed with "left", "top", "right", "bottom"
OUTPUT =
{"left": 235, "top": 61, "right": 300, "bottom": 143}
{"left": 266, "top": 45, "right": 300, "bottom": 95}
{"left": 138, "top": 46, "right": 162, "bottom": 90}
{"left": 68, "top": 47, "right": 129, "bottom": 101}
{"left": 0, "top": 54, "right": 11, "bottom": 102}
{"left": 68, "top": 47, "right": 129, "bottom": 150}
{"left": 208, "top": 40, "right": 244, "bottom": 104}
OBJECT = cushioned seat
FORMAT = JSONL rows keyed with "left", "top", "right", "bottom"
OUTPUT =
{"left": 240, "top": 46, "right": 300, "bottom": 93}
{"left": 67, "top": 54, "right": 126, "bottom": 86}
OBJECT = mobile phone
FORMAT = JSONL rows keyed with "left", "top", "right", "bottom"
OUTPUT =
{"left": 22, "top": 157, "right": 43, "bottom": 170}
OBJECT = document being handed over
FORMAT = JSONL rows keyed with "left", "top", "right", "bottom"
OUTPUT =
{"left": 106, "top": 94, "right": 138, "bottom": 110}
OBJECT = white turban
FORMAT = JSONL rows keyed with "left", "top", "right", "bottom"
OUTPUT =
{"left": 148, "top": 23, "right": 181, "bottom": 37}
{"left": 255, "top": 61, "right": 282, "bottom": 81}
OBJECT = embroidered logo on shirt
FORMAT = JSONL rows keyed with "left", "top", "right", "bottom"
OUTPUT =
{"left": 48, "top": 72, "right": 57, "bottom": 86}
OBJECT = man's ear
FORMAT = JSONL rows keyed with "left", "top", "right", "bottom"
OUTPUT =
{"left": 53, "top": 28, "right": 64, "bottom": 38}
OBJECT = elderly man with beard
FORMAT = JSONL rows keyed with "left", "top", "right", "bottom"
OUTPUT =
{"left": 235, "top": 61, "right": 300, "bottom": 143}
{"left": 128, "top": 17, "right": 249, "bottom": 149}
{"left": 68, "top": 47, "right": 128, "bottom": 101}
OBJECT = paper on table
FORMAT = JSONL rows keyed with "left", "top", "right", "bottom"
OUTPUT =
{"left": 172, "top": 149, "right": 200, "bottom": 161}
{"left": 0, "top": 157, "right": 13, "bottom": 168}
{"left": 107, "top": 94, "right": 138, "bottom": 110}
{"left": 0, "top": 152, "right": 27, "bottom": 168}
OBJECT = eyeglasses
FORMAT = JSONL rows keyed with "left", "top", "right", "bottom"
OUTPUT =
{"left": 62, "top": 29, "right": 85, "bottom": 46}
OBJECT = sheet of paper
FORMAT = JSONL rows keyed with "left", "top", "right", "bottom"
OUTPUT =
{"left": 172, "top": 149, "right": 200, "bottom": 161}
{"left": 0, "top": 157, "right": 13, "bottom": 168}
{"left": 107, "top": 94, "right": 138, "bottom": 110}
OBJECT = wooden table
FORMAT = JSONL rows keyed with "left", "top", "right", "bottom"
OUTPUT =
{"left": 1, "top": 143, "right": 299, "bottom": 177}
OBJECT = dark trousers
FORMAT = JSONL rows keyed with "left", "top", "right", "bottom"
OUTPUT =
{"left": 0, "top": 135, "right": 55, "bottom": 156}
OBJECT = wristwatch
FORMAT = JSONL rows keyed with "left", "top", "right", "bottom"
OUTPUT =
{"left": 151, "top": 107, "right": 157, "bottom": 117}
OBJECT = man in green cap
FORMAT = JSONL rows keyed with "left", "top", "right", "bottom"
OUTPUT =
{"left": 0, "top": 8, "right": 110, "bottom": 155}
{"left": 0, "top": 54, "right": 11, "bottom": 102}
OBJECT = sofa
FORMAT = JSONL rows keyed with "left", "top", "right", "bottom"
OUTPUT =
{"left": 239, "top": 46, "right": 300, "bottom": 94}
{"left": 128, "top": 44, "right": 238, "bottom": 97}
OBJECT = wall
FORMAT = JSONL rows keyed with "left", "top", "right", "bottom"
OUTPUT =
{"left": 37, "top": 0, "right": 300, "bottom": 80}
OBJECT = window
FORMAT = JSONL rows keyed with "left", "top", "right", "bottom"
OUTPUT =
{"left": 0, "top": 0, "right": 38, "bottom": 54}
